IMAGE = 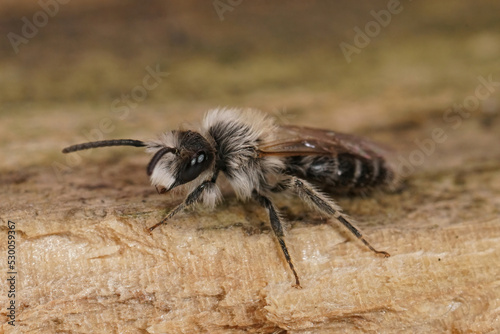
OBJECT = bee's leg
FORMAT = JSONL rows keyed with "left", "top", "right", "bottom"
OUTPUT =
{"left": 253, "top": 191, "right": 302, "bottom": 288}
{"left": 287, "top": 176, "right": 390, "bottom": 257}
{"left": 148, "top": 180, "right": 217, "bottom": 232}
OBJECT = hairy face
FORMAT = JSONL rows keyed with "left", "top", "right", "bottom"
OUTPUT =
{"left": 147, "top": 131, "right": 215, "bottom": 191}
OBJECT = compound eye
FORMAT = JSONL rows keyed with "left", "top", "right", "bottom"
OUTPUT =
{"left": 179, "top": 151, "right": 209, "bottom": 184}
{"left": 197, "top": 153, "right": 205, "bottom": 163}
{"left": 190, "top": 153, "right": 205, "bottom": 166}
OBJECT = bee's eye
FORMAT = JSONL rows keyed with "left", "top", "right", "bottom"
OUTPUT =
{"left": 178, "top": 151, "right": 210, "bottom": 184}
{"left": 197, "top": 153, "right": 205, "bottom": 163}
{"left": 190, "top": 153, "right": 205, "bottom": 166}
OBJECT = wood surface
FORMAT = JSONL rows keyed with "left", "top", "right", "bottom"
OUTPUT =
{"left": 1, "top": 1, "right": 500, "bottom": 333}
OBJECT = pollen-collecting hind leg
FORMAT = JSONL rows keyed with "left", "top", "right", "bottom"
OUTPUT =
{"left": 287, "top": 176, "right": 390, "bottom": 258}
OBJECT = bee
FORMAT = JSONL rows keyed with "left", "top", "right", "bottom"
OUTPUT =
{"left": 63, "top": 108, "right": 397, "bottom": 288}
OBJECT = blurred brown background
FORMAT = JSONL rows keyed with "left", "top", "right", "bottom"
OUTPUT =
{"left": 0, "top": 0, "right": 499, "bottom": 169}
{"left": 1, "top": 1, "right": 499, "bottom": 333}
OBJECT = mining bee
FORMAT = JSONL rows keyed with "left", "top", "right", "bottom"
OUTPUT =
{"left": 63, "top": 108, "right": 397, "bottom": 287}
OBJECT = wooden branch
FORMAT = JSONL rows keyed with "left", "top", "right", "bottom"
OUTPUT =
{"left": 2, "top": 152, "right": 500, "bottom": 332}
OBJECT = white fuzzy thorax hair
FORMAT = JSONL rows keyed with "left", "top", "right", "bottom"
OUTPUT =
{"left": 202, "top": 108, "right": 285, "bottom": 199}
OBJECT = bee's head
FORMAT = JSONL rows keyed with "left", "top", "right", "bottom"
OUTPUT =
{"left": 62, "top": 130, "right": 215, "bottom": 193}
{"left": 146, "top": 130, "right": 215, "bottom": 193}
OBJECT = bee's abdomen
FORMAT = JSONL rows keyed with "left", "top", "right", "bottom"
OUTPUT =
{"left": 285, "top": 154, "right": 394, "bottom": 192}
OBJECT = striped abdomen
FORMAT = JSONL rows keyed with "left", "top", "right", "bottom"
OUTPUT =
{"left": 284, "top": 153, "right": 394, "bottom": 192}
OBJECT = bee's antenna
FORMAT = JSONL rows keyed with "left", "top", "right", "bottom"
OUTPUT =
{"left": 147, "top": 147, "right": 177, "bottom": 176}
{"left": 62, "top": 139, "right": 146, "bottom": 153}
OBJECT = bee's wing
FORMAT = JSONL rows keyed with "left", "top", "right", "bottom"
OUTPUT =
{"left": 258, "top": 125, "right": 381, "bottom": 159}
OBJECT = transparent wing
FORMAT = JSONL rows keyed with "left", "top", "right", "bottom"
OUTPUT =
{"left": 258, "top": 125, "right": 381, "bottom": 159}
